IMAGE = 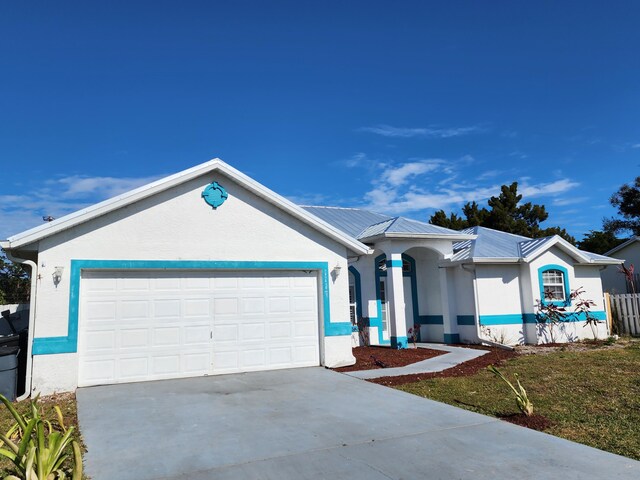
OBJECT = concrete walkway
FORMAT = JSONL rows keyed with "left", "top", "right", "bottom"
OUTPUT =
{"left": 77, "top": 367, "right": 640, "bottom": 480}
{"left": 345, "top": 343, "right": 490, "bottom": 379}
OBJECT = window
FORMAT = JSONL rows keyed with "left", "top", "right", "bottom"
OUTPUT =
{"left": 348, "top": 270, "right": 358, "bottom": 326}
{"left": 402, "top": 259, "right": 411, "bottom": 273}
{"left": 542, "top": 269, "right": 566, "bottom": 302}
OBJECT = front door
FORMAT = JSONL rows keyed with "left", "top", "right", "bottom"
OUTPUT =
{"left": 379, "top": 277, "right": 390, "bottom": 341}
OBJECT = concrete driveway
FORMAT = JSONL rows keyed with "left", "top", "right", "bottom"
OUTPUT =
{"left": 77, "top": 367, "right": 640, "bottom": 480}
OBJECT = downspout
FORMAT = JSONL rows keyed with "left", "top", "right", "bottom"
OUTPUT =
{"left": 3, "top": 250, "right": 37, "bottom": 401}
{"left": 461, "top": 263, "right": 514, "bottom": 351}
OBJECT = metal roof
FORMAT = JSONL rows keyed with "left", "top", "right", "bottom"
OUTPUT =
{"left": 300, "top": 206, "right": 391, "bottom": 238}
{"left": 452, "top": 226, "right": 621, "bottom": 264}
{"left": 301, "top": 206, "right": 467, "bottom": 240}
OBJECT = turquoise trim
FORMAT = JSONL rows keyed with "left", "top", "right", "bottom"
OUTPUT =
{"left": 348, "top": 266, "right": 363, "bottom": 321}
{"left": 390, "top": 336, "right": 408, "bottom": 349}
{"left": 32, "top": 259, "right": 348, "bottom": 356}
{"left": 481, "top": 311, "right": 607, "bottom": 326}
{"left": 418, "top": 315, "right": 444, "bottom": 325}
{"left": 524, "top": 310, "right": 606, "bottom": 324}
{"left": 443, "top": 333, "right": 460, "bottom": 343}
{"left": 538, "top": 264, "right": 571, "bottom": 307}
{"left": 481, "top": 314, "right": 526, "bottom": 325}
{"left": 201, "top": 181, "right": 228, "bottom": 208}
{"left": 456, "top": 315, "right": 475, "bottom": 326}
{"left": 373, "top": 253, "right": 420, "bottom": 345}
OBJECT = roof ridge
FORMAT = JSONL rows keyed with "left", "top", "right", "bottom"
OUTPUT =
{"left": 474, "top": 226, "right": 532, "bottom": 240}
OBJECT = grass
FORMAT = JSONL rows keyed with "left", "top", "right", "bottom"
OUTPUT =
{"left": 0, "top": 392, "right": 84, "bottom": 478}
{"left": 397, "top": 340, "right": 640, "bottom": 460}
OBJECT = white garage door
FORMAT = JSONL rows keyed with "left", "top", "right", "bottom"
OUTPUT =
{"left": 78, "top": 270, "right": 320, "bottom": 386}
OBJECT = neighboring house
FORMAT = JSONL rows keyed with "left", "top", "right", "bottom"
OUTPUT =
{"left": 1, "top": 159, "right": 621, "bottom": 395}
{"left": 601, "top": 237, "right": 640, "bottom": 293}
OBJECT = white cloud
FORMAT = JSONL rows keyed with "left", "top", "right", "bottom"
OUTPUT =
{"left": 53, "top": 174, "right": 163, "bottom": 199}
{"left": 552, "top": 196, "right": 588, "bottom": 206}
{"left": 519, "top": 179, "right": 580, "bottom": 197}
{"left": 384, "top": 159, "right": 446, "bottom": 187}
{"left": 1, "top": 173, "right": 164, "bottom": 239}
{"left": 632, "top": 143, "right": 640, "bottom": 149}
{"left": 356, "top": 155, "right": 581, "bottom": 218}
{"left": 358, "top": 124, "right": 485, "bottom": 139}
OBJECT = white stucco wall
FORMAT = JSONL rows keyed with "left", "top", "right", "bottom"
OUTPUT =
{"left": 475, "top": 264, "right": 525, "bottom": 345}
{"left": 449, "top": 266, "right": 478, "bottom": 343}
{"left": 526, "top": 248, "right": 608, "bottom": 344}
{"left": 25, "top": 171, "right": 356, "bottom": 394}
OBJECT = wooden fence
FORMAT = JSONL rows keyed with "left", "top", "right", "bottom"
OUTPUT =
{"left": 608, "top": 293, "right": 640, "bottom": 336}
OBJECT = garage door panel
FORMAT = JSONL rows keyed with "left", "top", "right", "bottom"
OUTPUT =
{"left": 79, "top": 270, "right": 320, "bottom": 386}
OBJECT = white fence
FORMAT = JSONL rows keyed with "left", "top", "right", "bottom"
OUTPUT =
{"left": 609, "top": 293, "right": 640, "bottom": 336}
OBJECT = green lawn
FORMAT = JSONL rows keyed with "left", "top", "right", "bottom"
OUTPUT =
{"left": 397, "top": 341, "right": 640, "bottom": 460}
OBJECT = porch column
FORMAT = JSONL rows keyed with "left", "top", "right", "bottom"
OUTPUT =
{"left": 386, "top": 252, "right": 408, "bottom": 349}
{"left": 439, "top": 267, "right": 459, "bottom": 343}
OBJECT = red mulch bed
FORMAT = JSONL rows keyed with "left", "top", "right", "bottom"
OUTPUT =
{"left": 333, "top": 346, "right": 447, "bottom": 372}
{"left": 500, "top": 413, "right": 553, "bottom": 431}
{"left": 369, "top": 347, "right": 518, "bottom": 386}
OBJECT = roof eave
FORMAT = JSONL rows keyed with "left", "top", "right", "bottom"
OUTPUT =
{"left": 5, "top": 159, "right": 371, "bottom": 255}
{"left": 604, "top": 236, "right": 640, "bottom": 257}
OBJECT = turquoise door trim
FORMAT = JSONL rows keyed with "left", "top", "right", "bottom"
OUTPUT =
{"left": 32, "top": 259, "right": 346, "bottom": 355}
{"left": 348, "top": 266, "right": 363, "bottom": 330}
{"left": 373, "top": 253, "right": 420, "bottom": 345}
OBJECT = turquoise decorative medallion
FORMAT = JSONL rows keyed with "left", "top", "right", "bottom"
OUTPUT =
{"left": 201, "top": 181, "right": 228, "bottom": 209}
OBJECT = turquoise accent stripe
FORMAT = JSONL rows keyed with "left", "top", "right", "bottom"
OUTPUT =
{"left": 443, "top": 333, "right": 460, "bottom": 343}
{"left": 390, "top": 336, "right": 408, "bottom": 349}
{"left": 523, "top": 310, "right": 606, "bottom": 324}
{"left": 32, "top": 259, "right": 348, "bottom": 356}
{"left": 480, "top": 314, "right": 526, "bottom": 325}
{"left": 538, "top": 264, "right": 571, "bottom": 307}
{"left": 418, "top": 315, "right": 443, "bottom": 325}
{"left": 456, "top": 315, "right": 475, "bottom": 326}
{"left": 386, "top": 259, "right": 403, "bottom": 268}
{"left": 481, "top": 311, "right": 608, "bottom": 326}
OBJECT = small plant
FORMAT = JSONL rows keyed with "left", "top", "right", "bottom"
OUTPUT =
{"left": 407, "top": 323, "right": 420, "bottom": 347}
{"left": 618, "top": 263, "right": 636, "bottom": 294}
{"left": 0, "top": 394, "right": 83, "bottom": 480}
{"left": 487, "top": 365, "right": 534, "bottom": 417}
{"left": 570, "top": 287, "right": 601, "bottom": 339}
{"left": 535, "top": 296, "right": 567, "bottom": 343}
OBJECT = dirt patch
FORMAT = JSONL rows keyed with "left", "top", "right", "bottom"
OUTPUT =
{"left": 515, "top": 338, "right": 628, "bottom": 356}
{"left": 500, "top": 413, "right": 553, "bottom": 431}
{"left": 333, "top": 346, "right": 446, "bottom": 372}
{"left": 369, "top": 347, "right": 517, "bottom": 386}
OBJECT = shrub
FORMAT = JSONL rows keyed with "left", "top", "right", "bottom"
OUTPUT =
{"left": 0, "top": 394, "right": 82, "bottom": 480}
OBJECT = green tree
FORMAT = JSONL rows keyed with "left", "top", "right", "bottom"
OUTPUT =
{"left": 0, "top": 253, "right": 31, "bottom": 304}
{"left": 430, "top": 182, "right": 576, "bottom": 243}
{"left": 576, "top": 230, "right": 625, "bottom": 255}
{"left": 604, "top": 176, "right": 640, "bottom": 236}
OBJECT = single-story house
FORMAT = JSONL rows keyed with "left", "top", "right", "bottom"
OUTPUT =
{"left": 1, "top": 159, "right": 621, "bottom": 395}
{"left": 601, "top": 237, "right": 640, "bottom": 293}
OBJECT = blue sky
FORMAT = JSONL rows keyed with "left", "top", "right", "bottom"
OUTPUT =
{"left": 1, "top": 1, "right": 639, "bottom": 241}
